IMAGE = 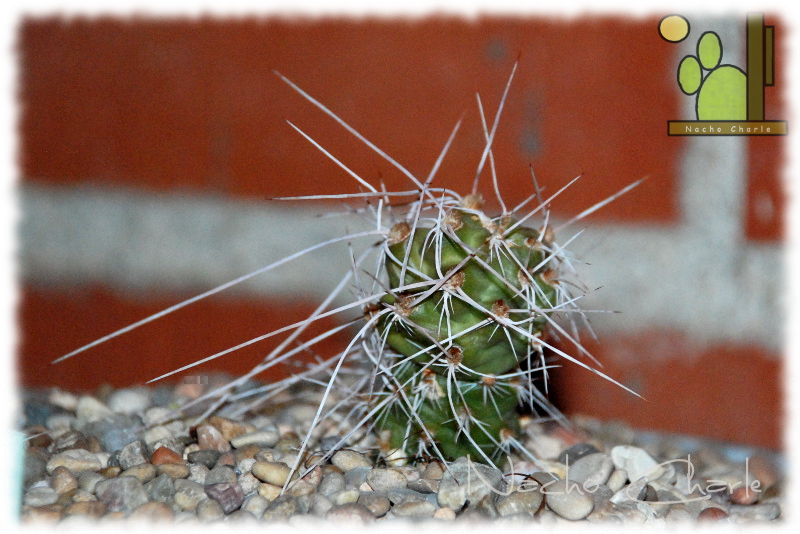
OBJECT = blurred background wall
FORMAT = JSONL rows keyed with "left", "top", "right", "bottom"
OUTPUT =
{"left": 16, "top": 14, "right": 785, "bottom": 450}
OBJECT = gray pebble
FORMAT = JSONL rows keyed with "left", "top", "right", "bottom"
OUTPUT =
{"left": 611, "top": 445, "right": 664, "bottom": 482}
{"left": 24, "top": 485, "right": 59, "bottom": 507}
{"left": 262, "top": 494, "right": 300, "bottom": 520}
{"left": 318, "top": 471, "right": 346, "bottom": 496}
{"left": 144, "top": 473, "right": 176, "bottom": 502}
{"left": 331, "top": 488, "right": 361, "bottom": 505}
{"left": 437, "top": 457, "right": 504, "bottom": 511}
{"left": 77, "top": 471, "right": 106, "bottom": 493}
{"left": 84, "top": 414, "right": 143, "bottom": 452}
{"left": 326, "top": 502, "right": 374, "bottom": 522}
{"left": 543, "top": 478, "right": 594, "bottom": 520}
{"left": 729, "top": 503, "right": 780, "bottom": 522}
{"left": 495, "top": 490, "right": 543, "bottom": 516}
{"left": 568, "top": 452, "right": 614, "bottom": 487}
{"left": 344, "top": 466, "right": 372, "bottom": 489}
{"left": 408, "top": 478, "right": 440, "bottom": 494}
{"left": 366, "top": 468, "right": 407, "bottom": 493}
{"left": 196, "top": 498, "right": 224, "bottom": 521}
{"left": 187, "top": 449, "right": 221, "bottom": 469}
{"left": 607, "top": 468, "right": 628, "bottom": 492}
{"left": 357, "top": 492, "right": 391, "bottom": 517}
{"left": 75, "top": 396, "right": 113, "bottom": 423}
{"left": 118, "top": 440, "right": 149, "bottom": 470}
{"left": 230, "top": 429, "right": 280, "bottom": 449}
{"left": 95, "top": 476, "right": 149, "bottom": 513}
{"left": 559, "top": 443, "right": 600, "bottom": 464}
{"left": 206, "top": 465, "right": 238, "bottom": 485}
{"left": 391, "top": 500, "right": 437, "bottom": 518}
{"left": 241, "top": 494, "right": 270, "bottom": 517}
{"left": 306, "top": 494, "right": 331, "bottom": 517}
{"left": 387, "top": 486, "right": 430, "bottom": 504}
{"left": 107, "top": 388, "right": 152, "bottom": 414}
{"left": 173, "top": 479, "right": 208, "bottom": 511}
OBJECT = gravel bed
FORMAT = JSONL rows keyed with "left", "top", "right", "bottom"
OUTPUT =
{"left": 18, "top": 375, "right": 783, "bottom": 525}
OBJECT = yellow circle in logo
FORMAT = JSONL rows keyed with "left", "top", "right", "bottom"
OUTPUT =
{"left": 659, "top": 15, "right": 690, "bottom": 43}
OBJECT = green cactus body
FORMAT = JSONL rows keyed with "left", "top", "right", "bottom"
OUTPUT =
{"left": 376, "top": 195, "right": 558, "bottom": 464}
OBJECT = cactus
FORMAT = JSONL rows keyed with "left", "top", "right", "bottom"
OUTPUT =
{"left": 56, "top": 63, "right": 640, "bottom": 479}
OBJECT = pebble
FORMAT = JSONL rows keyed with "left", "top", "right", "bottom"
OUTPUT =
{"left": 94, "top": 476, "right": 150, "bottom": 513}
{"left": 357, "top": 492, "right": 392, "bottom": 517}
{"left": 63, "top": 501, "right": 106, "bottom": 519}
{"left": 196, "top": 425, "right": 231, "bottom": 452}
{"left": 24, "top": 485, "right": 59, "bottom": 507}
{"left": 366, "top": 468, "right": 408, "bottom": 492}
{"left": 391, "top": 500, "right": 437, "bottom": 518}
{"left": 257, "top": 483, "right": 283, "bottom": 501}
{"left": 196, "top": 497, "right": 225, "bottom": 521}
{"left": 331, "top": 450, "right": 372, "bottom": 471}
{"left": 107, "top": 388, "right": 152, "bottom": 414}
{"left": 437, "top": 457, "right": 504, "bottom": 511}
{"left": 47, "top": 449, "right": 105, "bottom": 474}
{"left": 544, "top": 479, "right": 594, "bottom": 520}
{"left": 611, "top": 445, "right": 664, "bottom": 482}
{"left": 606, "top": 468, "right": 628, "bottom": 492}
{"left": 242, "top": 494, "right": 270, "bottom": 517}
{"left": 231, "top": 429, "right": 280, "bottom": 449}
{"left": 559, "top": 442, "right": 600, "bottom": 464}
{"left": 121, "top": 463, "right": 158, "bottom": 483}
{"left": 251, "top": 461, "right": 292, "bottom": 486}
{"left": 19, "top": 381, "right": 784, "bottom": 526}
{"left": 567, "top": 452, "right": 614, "bottom": 487}
{"left": 173, "top": 479, "right": 208, "bottom": 511}
{"left": 151, "top": 446, "right": 184, "bottom": 465}
{"left": 51, "top": 466, "right": 79, "bottom": 494}
{"left": 157, "top": 463, "right": 190, "bottom": 479}
{"left": 127, "top": 501, "right": 175, "bottom": 522}
{"left": 496, "top": 490, "right": 543, "bottom": 516}
{"left": 318, "top": 471, "right": 346, "bottom": 496}
{"left": 729, "top": 503, "right": 780, "bottom": 522}
{"left": 208, "top": 415, "right": 256, "bottom": 442}
{"left": 698, "top": 507, "right": 729, "bottom": 521}
{"left": 144, "top": 473, "right": 176, "bottom": 502}
{"left": 119, "top": 439, "right": 149, "bottom": 469}
{"left": 326, "top": 502, "right": 374, "bottom": 522}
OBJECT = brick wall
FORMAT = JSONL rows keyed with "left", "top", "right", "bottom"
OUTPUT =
{"left": 17, "top": 15, "right": 785, "bottom": 449}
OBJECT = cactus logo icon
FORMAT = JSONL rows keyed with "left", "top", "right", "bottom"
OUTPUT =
{"left": 663, "top": 13, "right": 787, "bottom": 136}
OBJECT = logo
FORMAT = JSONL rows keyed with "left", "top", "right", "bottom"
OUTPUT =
{"left": 661, "top": 13, "right": 787, "bottom": 136}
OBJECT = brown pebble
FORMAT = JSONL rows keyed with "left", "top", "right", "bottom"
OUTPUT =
{"left": 25, "top": 426, "right": 53, "bottom": 449}
{"left": 208, "top": 416, "right": 256, "bottom": 442}
{"left": 121, "top": 463, "right": 158, "bottom": 483}
{"left": 233, "top": 444, "right": 261, "bottom": 461}
{"left": 151, "top": 446, "right": 184, "bottom": 465}
{"left": 99, "top": 466, "right": 122, "bottom": 478}
{"left": 127, "top": 501, "right": 175, "bottom": 522}
{"left": 157, "top": 463, "right": 190, "bottom": 479}
{"left": 197, "top": 425, "right": 231, "bottom": 452}
{"left": 205, "top": 482, "right": 245, "bottom": 514}
{"left": 698, "top": 507, "right": 728, "bottom": 521}
{"left": 21, "top": 504, "right": 63, "bottom": 523}
{"left": 51, "top": 466, "right": 79, "bottom": 494}
{"left": 64, "top": 501, "right": 106, "bottom": 518}
{"left": 215, "top": 451, "right": 236, "bottom": 467}
{"left": 731, "top": 486, "right": 760, "bottom": 505}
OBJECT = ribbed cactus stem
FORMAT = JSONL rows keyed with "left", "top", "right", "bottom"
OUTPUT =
{"left": 376, "top": 195, "right": 558, "bottom": 464}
